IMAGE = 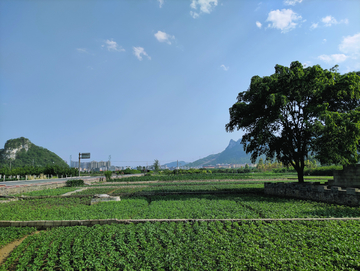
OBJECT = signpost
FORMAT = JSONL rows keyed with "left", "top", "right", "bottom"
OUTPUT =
{"left": 79, "top": 153, "right": 90, "bottom": 177}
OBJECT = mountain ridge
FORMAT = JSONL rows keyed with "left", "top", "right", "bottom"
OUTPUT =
{"left": 186, "top": 139, "right": 255, "bottom": 168}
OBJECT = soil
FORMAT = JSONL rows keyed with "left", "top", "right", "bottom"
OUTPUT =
{"left": 0, "top": 231, "right": 41, "bottom": 266}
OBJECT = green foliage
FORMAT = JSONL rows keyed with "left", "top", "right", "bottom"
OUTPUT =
{"left": 104, "top": 170, "right": 112, "bottom": 181}
{"left": 0, "top": 137, "right": 69, "bottom": 168}
{"left": 1, "top": 221, "right": 359, "bottom": 270}
{"left": 0, "top": 227, "right": 36, "bottom": 249}
{"left": 66, "top": 179, "right": 84, "bottom": 187}
{"left": 304, "top": 165, "right": 342, "bottom": 176}
{"left": 153, "top": 159, "right": 160, "bottom": 173}
{"left": 226, "top": 61, "right": 360, "bottom": 183}
{"left": 123, "top": 168, "right": 141, "bottom": 174}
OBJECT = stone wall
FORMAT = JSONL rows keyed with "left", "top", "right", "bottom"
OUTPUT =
{"left": 264, "top": 182, "right": 360, "bottom": 207}
{"left": 328, "top": 164, "right": 360, "bottom": 188}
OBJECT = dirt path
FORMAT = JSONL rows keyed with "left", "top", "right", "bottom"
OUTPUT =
{"left": 0, "top": 231, "right": 41, "bottom": 266}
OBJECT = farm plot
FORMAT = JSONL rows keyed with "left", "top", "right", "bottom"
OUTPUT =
{"left": 0, "top": 227, "right": 36, "bottom": 249}
{"left": 1, "top": 192, "right": 360, "bottom": 221}
{"left": 1, "top": 221, "right": 359, "bottom": 270}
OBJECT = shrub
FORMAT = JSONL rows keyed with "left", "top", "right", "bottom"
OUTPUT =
{"left": 104, "top": 171, "right": 112, "bottom": 181}
{"left": 66, "top": 179, "right": 84, "bottom": 187}
{"left": 304, "top": 165, "right": 342, "bottom": 176}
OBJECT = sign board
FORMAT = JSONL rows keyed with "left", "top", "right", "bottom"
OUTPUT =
{"left": 80, "top": 153, "right": 90, "bottom": 159}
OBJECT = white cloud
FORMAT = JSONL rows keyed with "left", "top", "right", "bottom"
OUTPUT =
{"left": 190, "top": 0, "right": 218, "bottom": 18}
{"left": 158, "top": 0, "right": 164, "bottom": 8}
{"left": 266, "top": 9, "right": 302, "bottom": 33}
{"left": 339, "top": 32, "right": 360, "bottom": 57}
{"left": 77, "top": 48, "right": 89, "bottom": 53}
{"left": 323, "top": 39, "right": 327, "bottom": 43}
{"left": 318, "top": 54, "right": 348, "bottom": 64}
{"left": 154, "top": 31, "right": 175, "bottom": 45}
{"left": 256, "top": 21, "right": 262, "bottom": 28}
{"left": 103, "top": 39, "right": 125, "bottom": 52}
{"left": 284, "top": 0, "right": 303, "bottom": 5}
{"left": 220, "top": 65, "right": 229, "bottom": 71}
{"left": 133, "top": 47, "right": 151, "bottom": 61}
{"left": 321, "top": 16, "right": 348, "bottom": 27}
{"left": 310, "top": 23, "right": 318, "bottom": 30}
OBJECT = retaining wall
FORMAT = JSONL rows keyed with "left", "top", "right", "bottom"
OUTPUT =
{"left": 264, "top": 182, "right": 360, "bottom": 206}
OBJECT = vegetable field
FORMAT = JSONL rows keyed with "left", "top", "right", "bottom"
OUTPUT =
{"left": 1, "top": 221, "right": 359, "bottom": 270}
{"left": 0, "top": 175, "right": 359, "bottom": 270}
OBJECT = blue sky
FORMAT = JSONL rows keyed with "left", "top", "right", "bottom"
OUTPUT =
{"left": 1, "top": 0, "right": 359, "bottom": 167}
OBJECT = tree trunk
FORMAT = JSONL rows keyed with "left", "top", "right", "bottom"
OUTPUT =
{"left": 297, "top": 170, "right": 304, "bottom": 183}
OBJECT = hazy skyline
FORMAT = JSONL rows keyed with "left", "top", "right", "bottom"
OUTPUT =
{"left": 1, "top": 0, "right": 359, "bottom": 167}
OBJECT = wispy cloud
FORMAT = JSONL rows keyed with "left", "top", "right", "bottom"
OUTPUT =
{"left": 266, "top": 9, "right": 302, "bottom": 33}
{"left": 256, "top": 21, "right": 262, "bottom": 28}
{"left": 255, "top": 2, "right": 262, "bottom": 12}
{"left": 339, "top": 32, "right": 360, "bottom": 57}
{"left": 321, "top": 15, "right": 348, "bottom": 27}
{"left": 77, "top": 48, "right": 90, "bottom": 54}
{"left": 220, "top": 65, "right": 229, "bottom": 71}
{"left": 284, "top": 0, "right": 303, "bottom": 6}
{"left": 102, "top": 39, "right": 125, "bottom": 52}
{"left": 154, "top": 31, "right": 175, "bottom": 45}
{"left": 133, "top": 47, "right": 151, "bottom": 61}
{"left": 190, "top": 0, "right": 218, "bottom": 19}
{"left": 310, "top": 23, "right": 318, "bottom": 30}
{"left": 158, "top": 0, "right": 164, "bottom": 8}
{"left": 318, "top": 54, "right": 348, "bottom": 64}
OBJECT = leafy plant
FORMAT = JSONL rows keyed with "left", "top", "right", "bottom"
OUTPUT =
{"left": 66, "top": 179, "right": 84, "bottom": 187}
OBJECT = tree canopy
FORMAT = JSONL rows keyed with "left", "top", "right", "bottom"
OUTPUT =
{"left": 226, "top": 61, "right": 360, "bottom": 182}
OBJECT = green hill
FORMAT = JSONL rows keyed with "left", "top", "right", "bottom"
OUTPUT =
{"left": 0, "top": 137, "right": 68, "bottom": 168}
{"left": 186, "top": 139, "right": 259, "bottom": 167}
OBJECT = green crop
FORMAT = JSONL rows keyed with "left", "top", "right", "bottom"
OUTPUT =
{"left": 0, "top": 227, "right": 36, "bottom": 248}
{"left": 1, "top": 221, "right": 359, "bottom": 270}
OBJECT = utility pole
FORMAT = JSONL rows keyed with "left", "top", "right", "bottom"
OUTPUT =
{"left": 79, "top": 153, "right": 81, "bottom": 177}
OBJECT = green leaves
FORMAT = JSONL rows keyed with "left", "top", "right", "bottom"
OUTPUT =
{"left": 226, "top": 61, "right": 360, "bottom": 182}
{"left": 2, "top": 221, "right": 360, "bottom": 270}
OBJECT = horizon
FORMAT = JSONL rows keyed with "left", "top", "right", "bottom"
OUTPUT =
{"left": 1, "top": 0, "right": 359, "bottom": 166}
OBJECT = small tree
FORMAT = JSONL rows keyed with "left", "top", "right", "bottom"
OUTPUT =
{"left": 104, "top": 170, "right": 112, "bottom": 181}
{"left": 153, "top": 159, "right": 160, "bottom": 173}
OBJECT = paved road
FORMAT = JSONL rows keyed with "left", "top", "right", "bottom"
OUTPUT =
{"left": 0, "top": 174, "right": 144, "bottom": 187}
{"left": 0, "top": 176, "right": 102, "bottom": 187}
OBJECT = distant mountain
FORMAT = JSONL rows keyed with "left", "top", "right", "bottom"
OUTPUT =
{"left": 163, "top": 161, "right": 188, "bottom": 168}
{"left": 186, "top": 139, "right": 256, "bottom": 167}
{"left": 0, "top": 137, "right": 68, "bottom": 168}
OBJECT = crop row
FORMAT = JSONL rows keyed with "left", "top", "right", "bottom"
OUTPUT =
{"left": 1, "top": 193, "right": 360, "bottom": 221}
{"left": 1, "top": 220, "right": 359, "bottom": 270}
{"left": 74, "top": 183, "right": 265, "bottom": 196}
{"left": 110, "top": 173, "right": 296, "bottom": 182}
{"left": 0, "top": 227, "right": 36, "bottom": 249}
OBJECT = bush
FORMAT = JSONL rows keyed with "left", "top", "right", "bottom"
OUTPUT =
{"left": 304, "top": 165, "right": 342, "bottom": 176}
{"left": 104, "top": 171, "right": 112, "bottom": 181}
{"left": 66, "top": 179, "right": 84, "bottom": 187}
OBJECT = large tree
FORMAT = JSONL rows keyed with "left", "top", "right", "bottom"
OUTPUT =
{"left": 226, "top": 61, "right": 360, "bottom": 183}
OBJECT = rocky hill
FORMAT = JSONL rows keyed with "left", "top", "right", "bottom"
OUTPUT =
{"left": 0, "top": 137, "right": 68, "bottom": 168}
{"left": 186, "top": 139, "right": 257, "bottom": 167}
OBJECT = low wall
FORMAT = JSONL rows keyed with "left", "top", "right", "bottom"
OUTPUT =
{"left": 329, "top": 164, "right": 360, "bottom": 188}
{"left": 264, "top": 182, "right": 360, "bottom": 206}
